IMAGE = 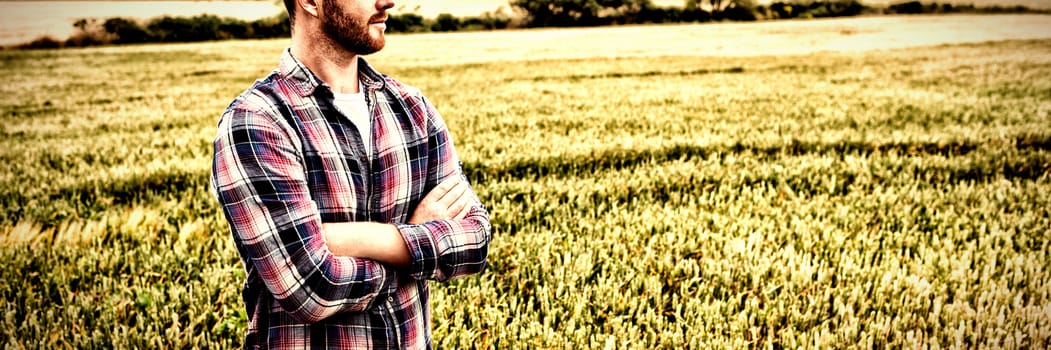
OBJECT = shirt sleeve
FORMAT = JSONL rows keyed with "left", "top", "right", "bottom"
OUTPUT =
{"left": 211, "top": 103, "right": 395, "bottom": 323}
{"left": 396, "top": 95, "right": 493, "bottom": 282}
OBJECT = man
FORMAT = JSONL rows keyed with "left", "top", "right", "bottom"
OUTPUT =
{"left": 210, "top": 0, "right": 492, "bottom": 348}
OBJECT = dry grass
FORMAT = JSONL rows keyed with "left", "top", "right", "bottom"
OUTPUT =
{"left": 2, "top": 22, "right": 1049, "bottom": 348}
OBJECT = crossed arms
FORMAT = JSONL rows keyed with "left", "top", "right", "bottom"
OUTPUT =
{"left": 211, "top": 101, "right": 491, "bottom": 323}
{"left": 322, "top": 176, "right": 480, "bottom": 267}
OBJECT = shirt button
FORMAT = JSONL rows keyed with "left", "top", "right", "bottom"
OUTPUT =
{"left": 387, "top": 296, "right": 394, "bottom": 303}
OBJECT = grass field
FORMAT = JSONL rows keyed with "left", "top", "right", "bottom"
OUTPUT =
{"left": 2, "top": 24, "right": 1050, "bottom": 348}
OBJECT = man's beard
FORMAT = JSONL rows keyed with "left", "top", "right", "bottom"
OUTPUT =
{"left": 320, "top": 1, "right": 385, "bottom": 55}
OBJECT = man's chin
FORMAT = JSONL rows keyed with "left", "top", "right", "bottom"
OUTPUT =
{"left": 356, "top": 40, "right": 385, "bottom": 56}
{"left": 365, "top": 34, "right": 386, "bottom": 54}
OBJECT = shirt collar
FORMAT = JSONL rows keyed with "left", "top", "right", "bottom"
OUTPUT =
{"left": 278, "top": 48, "right": 386, "bottom": 97}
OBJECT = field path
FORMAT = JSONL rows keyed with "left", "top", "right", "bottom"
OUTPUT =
{"left": 374, "top": 14, "right": 1051, "bottom": 65}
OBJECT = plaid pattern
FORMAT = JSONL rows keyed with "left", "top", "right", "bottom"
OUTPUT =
{"left": 211, "top": 49, "right": 491, "bottom": 349}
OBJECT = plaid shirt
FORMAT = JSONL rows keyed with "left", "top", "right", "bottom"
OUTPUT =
{"left": 211, "top": 49, "right": 491, "bottom": 349}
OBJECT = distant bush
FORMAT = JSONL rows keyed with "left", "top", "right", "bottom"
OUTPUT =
{"left": 384, "top": 9, "right": 515, "bottom": 34}
{"left": 104, "top": 18, "right": 152, "bottom": 44}
{"left": 431, "top": 13, "right": 462, "bottom": 32}
{"left": 217, "top": 18, "right": 251, "bottom": 39}
{"left": 64, "top": 31, "right": 111, "bottom": 47}
{"left": 249, "top": 14, "right": 291, "bottom": 38}
{"left": 9, "top": 12, "right": 291, "bottom": 49}
{"left": 511, "top": 0, "right": 652, "bottom": 27}
{"left": 637, "top": 6, "right": 712, "bottom": 23}
{"left": 884, "top": 1, "right": 1043, "bottom": 14}
{"left": 762, "top": 1, "right": 871, "bottom": 19}
{"left": 147, "top": 15, "right": 250, "bottom": 42}
{"left": 721, "top": 5, "right": 760, "bottom": 21}
{"left": 809, "top": 0, "right": 868, "bottom": 17}
{"left": 681, "top": 8, "right": 714, "bottom": 22}
{"left": 387, "top": 13, "right": 428, "bottom": 32}
{"left": 463, "top": 10, "right": 515, "bottom": 30}
{"left": 888, "top": 1, "right": 925, "bottom": 14}
{"left": 15, "top": 36, "right": 63, "bottom": 49}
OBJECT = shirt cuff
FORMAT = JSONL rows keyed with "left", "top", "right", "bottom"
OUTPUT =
{"left": 396, "top": 222, "right": 440, "bottom": 280}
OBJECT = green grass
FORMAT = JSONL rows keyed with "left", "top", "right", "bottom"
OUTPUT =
{"left": 2, "top": 36, "right": 1049, "bottom": 348}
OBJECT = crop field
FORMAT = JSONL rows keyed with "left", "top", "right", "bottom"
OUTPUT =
{"left": 2, "top": 22, "right": 1050, "bottom": 348}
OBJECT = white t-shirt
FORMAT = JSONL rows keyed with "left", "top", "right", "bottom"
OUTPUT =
{"left": 332, "top": 85, "right": 373, "bottom": 158}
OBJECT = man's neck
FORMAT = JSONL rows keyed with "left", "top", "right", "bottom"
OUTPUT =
{"left": 290, "top": 37, "right": 361, "bottom": 94}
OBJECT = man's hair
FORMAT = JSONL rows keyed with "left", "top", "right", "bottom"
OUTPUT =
{"left": 283, "top": 0, "right": 297, "bottom": 27}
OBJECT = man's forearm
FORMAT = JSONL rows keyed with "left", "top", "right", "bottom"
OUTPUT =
{"left": 322, "top": 222, "right": 411, "bottom": 267}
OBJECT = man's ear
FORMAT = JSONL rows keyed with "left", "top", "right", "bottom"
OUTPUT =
{"left": 297, "top": 0, "right": 321, "bottom": 17}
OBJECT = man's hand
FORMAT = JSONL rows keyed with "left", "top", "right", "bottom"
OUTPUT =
{"left": 409, "top": 176, "right": 474, "bottom": 224}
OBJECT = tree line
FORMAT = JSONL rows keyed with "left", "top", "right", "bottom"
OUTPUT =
{"left": 11, "top": 0, "right": 1048, "bottom": 49}
{"left": 509, "top": 0, "right": 1048, "bottom": 26}
{"left": 17, "top": 14, "right": 291, "bottom": 49}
